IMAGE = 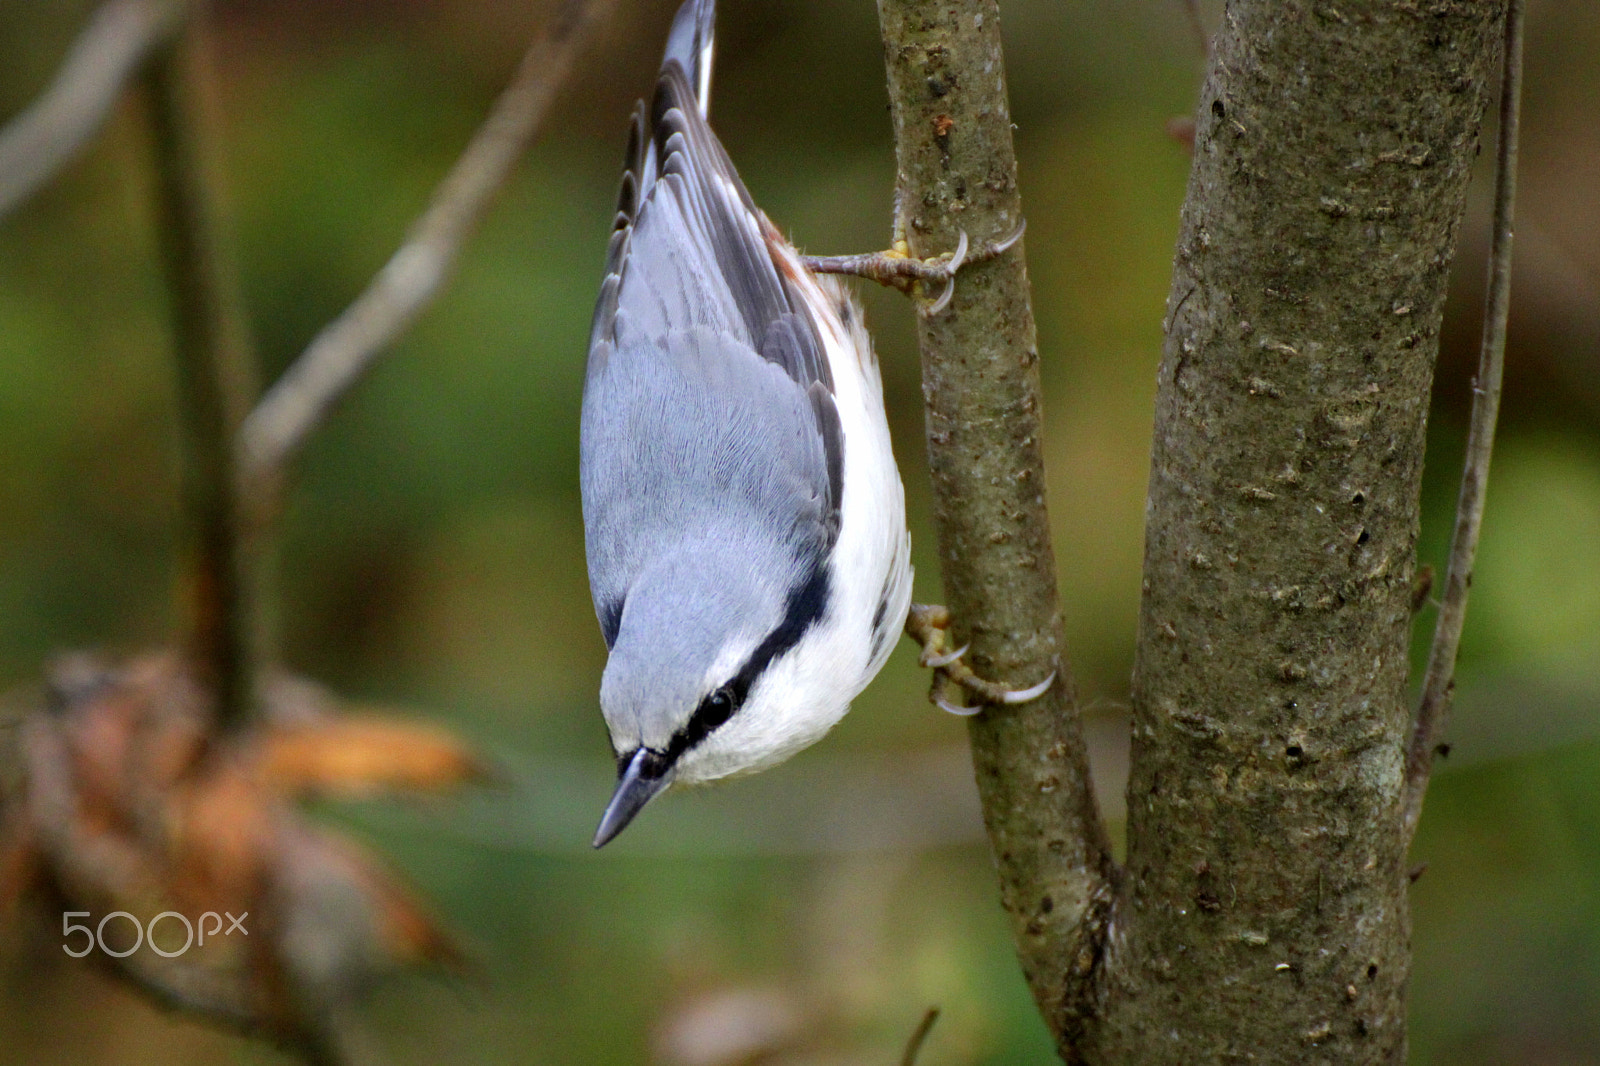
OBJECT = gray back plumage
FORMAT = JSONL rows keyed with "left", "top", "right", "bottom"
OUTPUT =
{"left": 580, "top": 0, "right": 844, "bottom": 750}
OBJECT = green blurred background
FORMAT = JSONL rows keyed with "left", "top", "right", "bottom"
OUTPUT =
{"left": 1, "top": 0, "right": 1597, "bottom": 1061}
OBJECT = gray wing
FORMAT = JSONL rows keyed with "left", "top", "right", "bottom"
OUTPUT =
{"left": 582, "top": 50, "right": 843, "bottom": 649}
{"left": 581, "top": 326, "right": 835, "bottom": 649}
{"left": 591, "top": 65, "right": 838, "bottom": 403}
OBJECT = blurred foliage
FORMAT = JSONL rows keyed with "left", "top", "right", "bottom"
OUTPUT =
{"left": 1, "top": 0, "right": 1598, "bottom": 1062}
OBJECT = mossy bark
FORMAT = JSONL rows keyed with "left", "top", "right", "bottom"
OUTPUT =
{"left": 1092, "top": 2, "right": 1503, "bottom": 1062}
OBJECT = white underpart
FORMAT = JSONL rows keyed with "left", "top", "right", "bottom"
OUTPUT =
{"left": 675, "top": 238, "right": 914, "bottom": 784}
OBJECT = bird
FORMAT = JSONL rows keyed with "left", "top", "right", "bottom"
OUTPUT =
{"left": 579, "top": 0, "right": 914, "bottom": 848}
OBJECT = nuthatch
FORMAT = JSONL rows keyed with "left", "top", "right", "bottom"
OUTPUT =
{"left": 580, "top": 0, "right": 1049, "bottom": 847}
{"left": 580, "top": 0, "right": 912, "bottom": 846}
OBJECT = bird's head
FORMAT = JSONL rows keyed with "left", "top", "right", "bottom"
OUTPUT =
{"left": 591, "top": 535, "right": 833, "bottom": 847}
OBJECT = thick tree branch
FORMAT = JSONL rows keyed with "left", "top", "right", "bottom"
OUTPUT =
{"left": 0, "top": 0, "right": 187, "bottom": 221}
{"left": 237, "top": 0, "right": 619, "bottom": 503}
{"left": 139, "top": 16, "right": 259, "bottom": 731}
{"left": 1101, "top": 3, "right": 1505, "bottom": 1062}
{"left": 1404, "top": 0, "right": 1524, "bottom": 842}
{"left": 874, "top": 1, "right": 1114, "bottom": 1054}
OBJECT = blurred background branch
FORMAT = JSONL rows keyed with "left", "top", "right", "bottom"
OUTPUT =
{"left": 238, "top": 0, "right": 621, "bottom": 507}
{"left": 0, "top": 0, "right": 616, "bottom": 1060}
{"left": 138, "top": 12, "right": 260, "bottom": 731}
{"left": 898, "top": 1007, "right": 940, "bottom": 1066}
{"left": 0, "top": 0, "right": 187, "bottom": 221}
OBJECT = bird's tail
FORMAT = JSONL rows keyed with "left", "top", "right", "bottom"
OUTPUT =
{"left": 661, "top": 0, "right": 715, "bottom": 118}
{"left": 590, "top": 0, "right": 718, "bottom": 349}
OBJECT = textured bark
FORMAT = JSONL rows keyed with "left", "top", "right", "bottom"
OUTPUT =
{"left": 875, "top": 0, "right": 1114, "bottom": 1053}
{"left": 1090, "top": 2, "right": 1505, "bottom": 1063}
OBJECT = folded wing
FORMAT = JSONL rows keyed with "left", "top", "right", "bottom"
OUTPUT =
{"left": 582, "top": 46, "right": 843, "bottom": 650}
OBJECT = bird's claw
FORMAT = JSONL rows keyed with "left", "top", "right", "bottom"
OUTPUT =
{"left": 800, "top": 219, "right": 1025, "bottom": 318}
{"left": 925, "top": 277, "right": 956, "bottom": 316}
{"left": 999, "top": 670, "right": 1057, "bottom": 705}
{"left": 903, "top": 602, "right": 1055, "bottom": 717}
{"left": 945, "top": 229, "right": 972, "bottom": 273}
{"left": 923, "top": 230, "right": 970, "bottom": 316}
{"left": 987, "top": 218, "right": 1027, "bottom": 256}
{"left": 918, "top": 219, "right": 1027, "bottom": 317}
{"left": 933, "top": 694, "right": 984, "bottom": 717}
{"left": 921, "top": 642, "right": 968, "bottom": 669}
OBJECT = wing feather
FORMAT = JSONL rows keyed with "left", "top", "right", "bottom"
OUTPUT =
{"left": 590, "top": 68, "right": 838, "bottom": 410}
{"left": 583, "top": 45, "right": 846, "bottom": 643}
{"left": 582, "top": 327, "right": 833, "bottom": 649}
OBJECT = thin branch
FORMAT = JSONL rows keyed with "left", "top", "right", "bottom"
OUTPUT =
{"left": 875, "top": 1, "right": 1113, "bottom": 1050}
{"left": 139, "top": 15, "right": 260, "bottom": 731}
{"left": 1404, "top": 0, "right": 1525, "bottom": 841}
{"left": 295, "top": 1002, "right": 384, "bottom": 1066}
{"left": 0, "top": 0, "right": 187, "bottom": 221}
{"left": 237, "top": 0, "right": 619, "bottom": 500}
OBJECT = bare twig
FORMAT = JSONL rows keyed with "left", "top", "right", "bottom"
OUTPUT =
{"left": 295, "top": 1002, "right": 387, "bottom": 1066}
{"left": 1404, "top": 0, "right": 1525, "bottom": 840}
{"left": 0, "top": 0, "right": 187, "bottom": 221}
{"left": 238, "top": 0, "right": 619, "bottom": 499}
{"left": 898, "top": 1007, "right": 940, "bottom": 1066}
{"left": 139, "top": 15, "right": 260, "bottom": 731}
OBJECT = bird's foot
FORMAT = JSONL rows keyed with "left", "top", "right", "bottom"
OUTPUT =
{"left": 903, "top": 603, "right": 1056, "bottom": 717}
{"left": 801, "top": 220, "right": 1025, "bottom": 316}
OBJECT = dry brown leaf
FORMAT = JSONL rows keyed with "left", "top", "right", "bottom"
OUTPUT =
{"left": 0, "top": 650, "right": 475, "bottom": 1050}
{"left": 262, "top": 717, "right": 488, "bottom": 798}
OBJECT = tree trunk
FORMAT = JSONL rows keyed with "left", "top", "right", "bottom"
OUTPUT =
{"left": 876, "top": 0, "right": 1507, "bottom": 1062}
{"left": 1094, "top": 2, "right": 1504, "bottom": 1060}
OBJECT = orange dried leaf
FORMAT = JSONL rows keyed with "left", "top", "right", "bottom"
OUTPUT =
{"left": 261, "top": 717, "right": 489, "bottom": 797}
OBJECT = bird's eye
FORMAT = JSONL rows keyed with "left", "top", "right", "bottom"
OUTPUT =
{"left": 701, "top": 685, "right": 738, "bottom": 728}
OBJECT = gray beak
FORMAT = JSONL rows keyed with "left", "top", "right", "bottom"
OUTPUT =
{"left": 593, "top": 749, "right": 672, "bottom": 848}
